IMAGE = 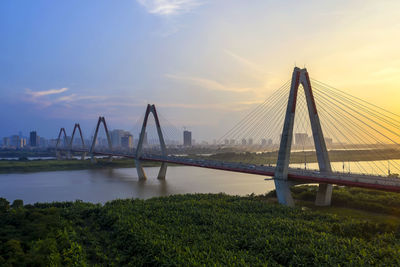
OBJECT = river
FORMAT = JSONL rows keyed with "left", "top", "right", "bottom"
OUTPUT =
{"left": 0, "top": 166, "right": 275, "bottom": 204}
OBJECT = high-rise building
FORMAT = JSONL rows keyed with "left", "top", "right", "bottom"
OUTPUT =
{"left": 261, "top": 138, "right": 267, "bottom": 146}
{"left": 111, "top": 129, "right": 126, "bottom": 147}
{"left": 248, "top": 138, "right": 253, "bottom": 145}
{"left": 241, "top": 138, "right": 247, "bottom": 145}
{"left": 30, "top": 131, "right": 37, "bottom": 147}
{"left": 21, "top": 138, "right": 26, "bottom": 148}
{"left": 183, "top": 130, "right": 192, "bottom": 146}
{"left": 40, "top": 137, "right": 47, "bottom": 148}
{"left": 11, "top": 135, "right": 20, "bottom": 148}
{"left": 121, "top": 134, "right": 133, "bottom": 149}
{"left": 2, "top": 137, "right": 10, "bottom": 148}
{"left": 295, "top": 133, "right": 309, "bottom": 146}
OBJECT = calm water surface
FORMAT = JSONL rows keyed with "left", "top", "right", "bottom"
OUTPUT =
{"left": 0, "top": 166, "right": 275, "bottom": 204}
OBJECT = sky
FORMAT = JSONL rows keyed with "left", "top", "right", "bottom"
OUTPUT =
{"left": 1, "top": 0, "right": 400, "bottom": 142}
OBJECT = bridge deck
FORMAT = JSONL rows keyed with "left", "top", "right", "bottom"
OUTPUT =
{"left": 61, "top": 149, "right": 400, "bottom": 192}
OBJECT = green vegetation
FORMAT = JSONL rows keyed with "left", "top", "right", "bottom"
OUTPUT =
{"left": 0, "top": 149, "right": 55, "bottom": 158}
{"left": 289, "top": 185, "right": 400, "bottom": 218}
{"left": 0, "top": 159, "right": 162, "bottom": 174}
{"left": 1, "top": 187, "right": 400, "bottom": 265}
{"left": 207, "top": 149, "right": 400, "bottom": 164}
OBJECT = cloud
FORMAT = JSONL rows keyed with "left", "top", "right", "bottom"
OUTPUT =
{"left": 372, "top": 67, "right": 400, "bottom": 77}
{"left": 165, "top": 74, "right": 254, "bottom": 93}
{"left": 224, "top": 50, "right": 270, "bottom": 75}
{"left": 158, "top": 100, "right": 263, "bottom": 111}
{"left": 26, "top": 88, "right": 68, "bottom": 98}
{"left": 55, "top": 94, "right": 107, "bottom": 103}
{"left": 137, "top": 0, "right": 202, "bottom": 16}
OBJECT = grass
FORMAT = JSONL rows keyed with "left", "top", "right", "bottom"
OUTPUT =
{"left": 264, "top": 185, "right": 400, "bottom": 227}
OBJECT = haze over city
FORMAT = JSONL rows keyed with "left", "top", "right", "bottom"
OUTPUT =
{"left": 1, "top": 0, "right": 400, "bottom": 141}
{"left": 2, "top": 1, "right": 400, "bottom": 265}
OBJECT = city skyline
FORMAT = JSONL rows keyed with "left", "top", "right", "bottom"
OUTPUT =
{"left": 1, "top": 1, "right": 400, "bottom": 141}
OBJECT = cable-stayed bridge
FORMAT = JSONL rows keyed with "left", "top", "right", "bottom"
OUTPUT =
{"left": 55, "top": 67, "right": 400, "bottom": 207}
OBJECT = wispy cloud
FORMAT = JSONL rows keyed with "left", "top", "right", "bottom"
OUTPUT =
{"left": 224, "top": 50, "right": 270, "bottom": 75}
{"left": 165, "top": 74, "right": 254, "bottom": 93}
{"left": 137, "top": 0, "right": 202, "bottom": 16}
{"left": 55, "top": 94, "right": 107, "bottom": 103}
{"left": 158, "top": 100, "right": 263, "bottom": 111}
{"left": 26, "top": 88, "right": 68, "bottom": 98}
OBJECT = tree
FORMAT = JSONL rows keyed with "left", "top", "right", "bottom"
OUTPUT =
{"left": 0, "top": 198, "right": 10, "bottom": 213}
{"left": 11, "top": 199, "right": 23, "bottom": 209}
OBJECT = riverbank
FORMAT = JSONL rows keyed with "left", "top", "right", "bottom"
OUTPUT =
{"left": 0, "top": 158, "right": 163, "bottom": 174}
{"left": 0, "top": 186, "right": 399, "bottom": 265}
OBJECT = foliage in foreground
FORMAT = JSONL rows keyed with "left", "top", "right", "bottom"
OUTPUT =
{"left": 266, "top": 185, "right": 400, "bottom": 217}
{"left": 0, "top": 192, "right": 400, "bottom": 266}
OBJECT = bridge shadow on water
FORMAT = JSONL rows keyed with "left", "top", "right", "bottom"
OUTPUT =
{"left": 86, "top": 167, "right": 170, "bottom": 199}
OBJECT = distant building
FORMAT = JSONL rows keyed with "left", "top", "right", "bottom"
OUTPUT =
{"left": 48, "top": 139, "right": 58, "bottom": 148}
{"left": 2, "top": 137, "right": 10, "bottom": 148}
{"left": 111, "top": 129, "right": 126, "bottom": 147}
{"left": 248, "top": 138, "right": 253, "bottom": 145}
{"left": 40, "top": 137, "right": 47, "bottom": 148}
{"left": 183, "top": 130, "right": 192, "bottom": 146}
{"left": 224, "top": 139, "right": 229, "bottom": 145}
{"left": 30, "top": 131, "right": 37, "bottom": 147}
{"left": 261, "top": 138, "right": 267, "bottom": 146}
{"left": 241, "top": 138, "right": 247, "bottom": 145}
{"left": 229, "top": 139, "right": 235, "bottom": 145}
{"left": 21, "top": 138, "right": 26, "bottom": 147}
{"left": 325, "top": 137, "right": 333, "bottom": 147}
{"left": 295, "top": 133, "right": 309, "bottom": 146}
{"left": 10, "top": 135, "right": 21, "bottom": 148}
{"left": 121, "top": 134, "right": 133, "bottom": 149}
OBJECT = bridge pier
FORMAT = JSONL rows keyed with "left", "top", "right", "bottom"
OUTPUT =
{"left": 135, "top": 160, "right": 147, "bottom": 180}
{"left": 157, "top": 162, "right": 167, "bottom": 180}
{"left": 275, "top": 180, "right": 295, "bottom": 207}
{"left": 315, "top": 184, "right": 332, "bottom": 206}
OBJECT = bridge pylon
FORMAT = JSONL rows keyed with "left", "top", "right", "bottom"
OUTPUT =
{"left": 89, "top": 117, "right": 113, "bottom": 162}
{"left": 70, "top": 123, "right": 86, "bottom": 160}
{"left": 275, "top": 67, "right": 332, "bottom": 207}
{"left": 135, "top": 104, "right": 167, "bottom": 180}
{"left": 55, "top": 128, "right": 68, "bottom": 160}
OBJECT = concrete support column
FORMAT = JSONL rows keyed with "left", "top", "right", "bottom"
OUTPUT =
{"left": 274, "top": 68, "right": 301, "bottom": 207}
{"left": 157, "top": 162, "right": 168, "bottom": 180}
{"left": 315, "top": 184, "right": 333, "bottom": 206}
{"left": 135, "top": 160, "right": 147, "bottom": 180}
